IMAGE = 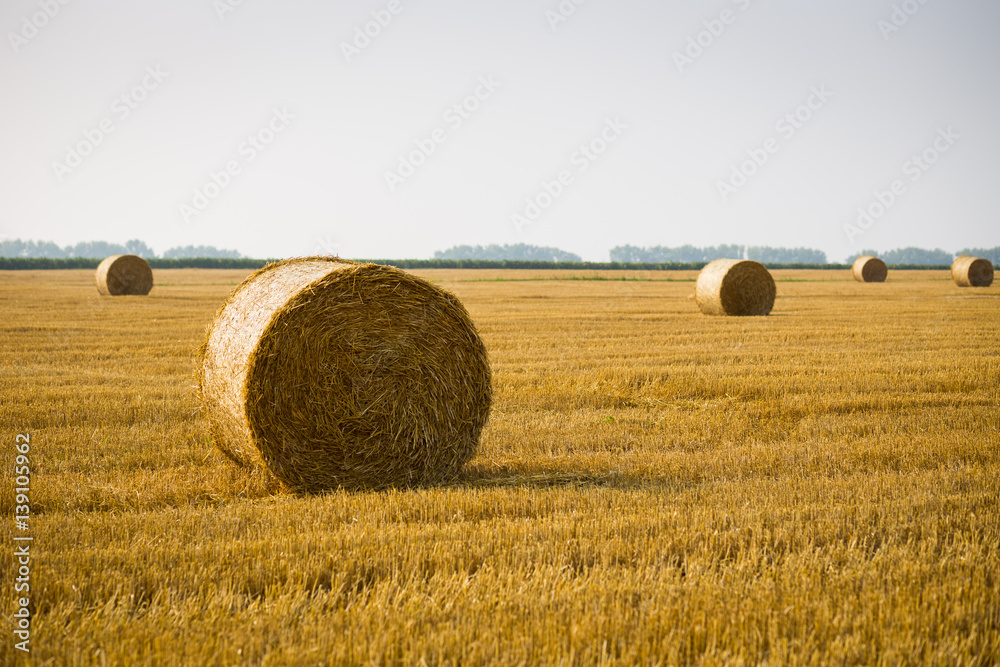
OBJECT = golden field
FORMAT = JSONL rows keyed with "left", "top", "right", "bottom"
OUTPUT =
{"left": 1, "top": 267, "right": 998, "bottom": 666}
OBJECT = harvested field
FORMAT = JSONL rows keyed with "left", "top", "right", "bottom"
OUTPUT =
{"left": 1, "top": 268, "right": 997, "bottom": 665}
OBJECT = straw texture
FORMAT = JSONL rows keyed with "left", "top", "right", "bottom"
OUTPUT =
{"left": 695, "top": 259, "right": 775, "bottom": 316}
{"left": 95, "top": 255, "right": 153, "bottom": 296}
{"left": 852, "top": 255, "right": 888, "bottom": 283}
{"left": 197, "top": 257, "right": 492, "bottom": 492}
{"left": 951, "top": 255, "right": 994, "bottom": 287}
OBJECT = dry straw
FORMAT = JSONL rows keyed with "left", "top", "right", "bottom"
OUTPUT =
{"left": 852, "top": 255, "right": 888, "bottom": 283}
{"left": 695, "top": 258, "right": 776, "bottom": 316}
{"left": 95, "top": 255, "right": 154, "bottom": 296}
{"left": 197, "top": 257, "right": 492, "bottom": 493}
{"left": 951, "top": 255, "right": 994, "bottom": 287}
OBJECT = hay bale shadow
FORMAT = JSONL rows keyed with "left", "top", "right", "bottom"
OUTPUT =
{"left": 450, "top": 463, "right": 676, "bottom": 491}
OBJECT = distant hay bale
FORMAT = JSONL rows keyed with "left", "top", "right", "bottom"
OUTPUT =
{"left": 695, "top": 259, "right": 775, "bottom": 316}
{"left": 951, "top": 255, "right": 994, "bottom": 287}
{"left": 852, "top": 255, "right": 888, "bottom": 283}
{"left": 196, "top": 257, "right": 492, "bottom": 493}
{"left": 95, "top": 255, "right": 153, "bottom": 296}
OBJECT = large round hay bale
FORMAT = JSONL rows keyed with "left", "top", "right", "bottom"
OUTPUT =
{"left": 197, "top": 257, "right": 492, "bottom": 492}
{"left": 951, "top": 255, "right": 994, "bottom": 287}
{"left": 95, "top": 255, "right": 153, "bottom": 296}
{"left": 852, "top": 255, "right": 888, "bottom": 283}
{"left": 695, "top": 259, "right": 777, "bottom": 315}
{"left": 695, "top": 259, "right": 775, "bottom": 316}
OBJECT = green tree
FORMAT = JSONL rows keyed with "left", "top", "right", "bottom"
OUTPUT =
{"left": 957, "top": 246, "right": 1000, "bottom": 265}
{"left": 161, "top": 245, "right": 242, "bottom": 259}
{"left": 748, "top": 246, "right": 826, "bottom": 263}
{"left": 435, "top": 244, "right": 581, "bottom": 262}
{"left": 856, "top": 247, "right": 952, "bottom": 265}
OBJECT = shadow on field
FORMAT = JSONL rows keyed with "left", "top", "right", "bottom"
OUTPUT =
{"left": 213, "top": 458, "right": 682, "bottom": 499}
{"left": 449, "top": 465, "right": 676, "bottom": 491}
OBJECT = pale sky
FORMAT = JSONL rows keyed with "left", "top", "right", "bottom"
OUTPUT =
{"left": 2, "top": 0, "right": 998, "bottom": 261}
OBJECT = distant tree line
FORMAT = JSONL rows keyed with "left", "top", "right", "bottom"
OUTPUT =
{"left": 610, "top": 245, "right": 827, "bottom": 264}
{"left": 372, "top": 259, "right": 764, "bottom": 270}
{"left": 0, "top": 257, "right": 271, "bottom": 270}
{"left": 956, "top": 247, "right": 1000, "bottom": 265}
{"left": 0, "top": 238, "right": 241, "bottom": 259}
{"left": 2, "top": 238, "right": 993, "bottom": 267}
{"left": 7, "top": 256, "right": 963, "bottom": 271}
{"left": 611, "top": 244, "right": 743, "bottom": 263}
{"left": 1, "top": 257, "right": 855, "bottom": 271}
{"left": 435, "top": 244, "right": 582, "bottom": 262}
{"left": 614, "top": 244, "right": 998, "bottom": 266}
{"left": 853, "top": 247, "right": 952, "bottom": 265}
{"left": 850, "top": 247, "right": 999, "bottom": 266}
{"left": 160, "top": 245, "right": 243, "bottom": 259}
{"left": 365, "top": 259, "right": 870, "bottom": 270}
{"left": 750, "top": 246, "right": 828, "bottom": 264}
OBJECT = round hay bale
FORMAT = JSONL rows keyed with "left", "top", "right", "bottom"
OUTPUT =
{"left": 852, "top": 255, "right": 888, "bottom": 283}
{"left": 695, "top": 259, "right": 775, "bottom": 316}
{"left": 95, "top": 255, "right": 153, "bottom": 296}
{"left": 951, "top": 255, "right": 994, "bottom": 287}
{"left": 197, "top": 257, "right": 492, "bottom": 492}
